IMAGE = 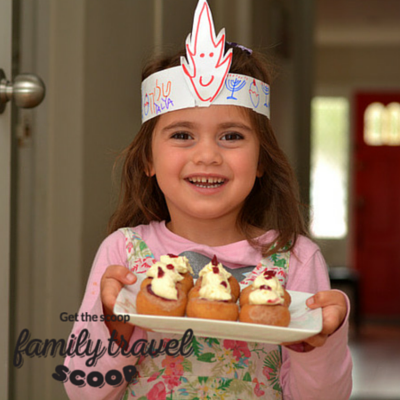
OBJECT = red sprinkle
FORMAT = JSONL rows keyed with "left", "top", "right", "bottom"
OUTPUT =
{"left": 212, "top": 266, "right": 219, "bottom": 274}
{"left": 220, "top": 281, "right": 228, "bottom": 288}
{"left": 166, "top": 264, "right": 175, "bottom": 270}
{"left": 167, "top": 253, "right": 178, "bottom": 258}
{"left": 211, "top": 255, "right": 219, "bottom": 266}
{"left": 157, "top": 267, "right": 164, "bottom": 278}
{"left": 263, "top": 270, "right": 276, "bottom": 279}
{"left": 260, "top": 285, "right": 272, "bottom": 290}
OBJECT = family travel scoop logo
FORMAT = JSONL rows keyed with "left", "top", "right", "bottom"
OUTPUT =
{"left": 13, "top": 322, "right": 194, "bottom": 389}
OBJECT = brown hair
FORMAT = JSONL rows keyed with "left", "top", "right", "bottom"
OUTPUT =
{"left": 108, "top": 44, "right": 308, "bottom": 256}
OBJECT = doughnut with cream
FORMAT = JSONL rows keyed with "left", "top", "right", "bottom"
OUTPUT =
{"left": 189, "top": 255, "right": 240, "bottom": 302}
{"left": 239, "top": 271, "right": 291, "bottom": 327}
{"left": 136, "top": 263, "right": 187, "bottom": 317}
{"left": 140, "top": 254, "right": 194, "bottom": 294}
{"left": 187, "top": 256, "right": 239, "bottom": 321}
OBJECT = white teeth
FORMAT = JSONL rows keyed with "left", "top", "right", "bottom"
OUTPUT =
{"left": 188, "top": 176, "right": 225, "bottom": 188}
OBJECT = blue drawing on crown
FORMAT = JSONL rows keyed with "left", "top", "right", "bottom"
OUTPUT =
{"left": 249, "top": 79, "right": 260, "bottom": 108}
{"left": 225, "top": 76, "right": 246, "bottom": 100}
{"left": 154, "top": 97, "right": 174, "bottom": 115}
{"left": 262, "top": 84, "right": 270, "bottom": 109}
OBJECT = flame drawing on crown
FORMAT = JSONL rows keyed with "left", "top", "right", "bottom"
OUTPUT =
{"left": 181, "top": 0, "right": 233, "bottom": 103}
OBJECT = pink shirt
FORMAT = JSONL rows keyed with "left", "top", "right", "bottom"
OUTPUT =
{"left": 64, "top": 221, "right": 352, "bottom": 399}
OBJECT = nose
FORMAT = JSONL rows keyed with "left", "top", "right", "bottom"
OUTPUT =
{"left": 192, "top": 138, "right": 223, "bottom": 166}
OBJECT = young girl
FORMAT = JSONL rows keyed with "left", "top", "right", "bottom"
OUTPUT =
{"left": 64, "top": 2, "right": 352, "bottom": 399}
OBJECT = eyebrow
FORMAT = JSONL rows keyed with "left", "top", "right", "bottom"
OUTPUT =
{"left": 161, "top": 121, "right": 196, "bottom": 131}
{"left": 161, "top": 121, "right": 253, "bottom": 132}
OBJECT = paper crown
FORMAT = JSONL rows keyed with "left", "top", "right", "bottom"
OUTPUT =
{"left": 141, "top": 0, "right": 270, "bottom": 123}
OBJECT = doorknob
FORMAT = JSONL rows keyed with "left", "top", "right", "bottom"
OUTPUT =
{"left": 0, "top": 68, "right": 46, "bottom": 114}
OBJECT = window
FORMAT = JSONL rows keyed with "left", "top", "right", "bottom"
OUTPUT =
{"left": 364, "top": 102, "right": 400, "bottom": 146}
{"left": 310, "top": 97, "right": 349, "bottom": 238}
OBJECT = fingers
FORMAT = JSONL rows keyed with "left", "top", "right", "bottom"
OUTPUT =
{"left": 297, "top": 290, "right": 348, "bottom": 348}
{"left": 102, "top": 264, "right": 136, "bottom": 285}
{"left": 306, "top": 290, "right": 347, "bottom": 309}
{"left": 101, "top": 265, "right": 137, "bottom": 313}
{"left": 307, "top": 291, "right": 347, "bottom": 331}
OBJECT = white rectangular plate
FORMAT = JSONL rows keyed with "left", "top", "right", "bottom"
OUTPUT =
{"left": 114, "top": 284, "right": 322, "bottom": 344}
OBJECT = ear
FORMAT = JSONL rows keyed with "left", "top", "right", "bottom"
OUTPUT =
{"left": 145, "top": 168, "right": 155, "bottom": 177}
{"left": 145, "top": 161, "right": 156, "bottom": 177}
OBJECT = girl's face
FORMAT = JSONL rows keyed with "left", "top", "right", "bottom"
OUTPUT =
{"left": 150, "top": 105, "right": 262, "bottom": 229}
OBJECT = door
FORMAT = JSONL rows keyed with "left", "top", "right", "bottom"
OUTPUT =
{"left": 0, "top": 0, "right": 12, "bottom": 399}
{"left": 1, "top": 2, "right": 47, "bottom": 398}
{"left": 353, "top": 92, "right": 400, "bottom": 318}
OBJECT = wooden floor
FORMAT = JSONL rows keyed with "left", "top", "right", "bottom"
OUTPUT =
{"left": 349, "top": 323, "right": 400, "bottom": 400}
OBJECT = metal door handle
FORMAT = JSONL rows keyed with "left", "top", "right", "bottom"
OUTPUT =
{"left": 0, "top": 68, "right": 46, "bottom": 114}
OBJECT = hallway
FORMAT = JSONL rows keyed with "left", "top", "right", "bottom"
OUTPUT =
{"left": 349, "top": 323, "right": 400, "bottom": 399}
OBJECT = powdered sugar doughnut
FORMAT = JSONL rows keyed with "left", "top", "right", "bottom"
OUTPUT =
{"left": 186, "top": 298, "right": 239, "bottom": 321}
{"left": 239, "top": 303, "right": 290, "bottom": 327}
{"left": 136, "top": 283, "right": 187, "bottom": 317}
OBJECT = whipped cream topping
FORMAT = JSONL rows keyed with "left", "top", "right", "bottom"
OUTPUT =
{"left": 199, "top": 260, "right": 231, "bottom": 281}
{"left": 248, "top": 287, "right": 283, "bottom": 305}
{"left": 252, "top": 273, "right": 284, "bottom": 297}
{"left": 249, "top": 271, "right": 284, "bottom": 305}
{"left": 199, "top": 281, "right": 231, "bottom": 301}
{"left": 160, "top": 254, "right": 194, "bottom": 274}
{"left": 146, "top": 262, "right": 183, "bottom": 300}
{"left": 198, "top": 256, "right": 232, "bottom": 301}
{"left": 146, "top": 261, "right": 183, "bottom": 281}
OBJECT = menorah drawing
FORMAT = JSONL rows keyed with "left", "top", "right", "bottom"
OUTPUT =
{"left": 225, "top": 76, "right": 246, "bottom": 100}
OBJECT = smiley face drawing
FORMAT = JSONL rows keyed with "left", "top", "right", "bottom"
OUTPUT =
{"left": 181, "top": 0, "right": 232, "bottom": 104}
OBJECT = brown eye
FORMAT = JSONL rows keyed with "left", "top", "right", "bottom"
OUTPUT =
{"left": 221, "top": 133, "right": 243, "bottom": 141}
{"left": 171, "top": 132, "right": 192, "bottom": 140}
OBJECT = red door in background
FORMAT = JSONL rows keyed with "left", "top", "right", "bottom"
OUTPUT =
{"left": 353, "top": 92, "right": 400, "bottom": 318}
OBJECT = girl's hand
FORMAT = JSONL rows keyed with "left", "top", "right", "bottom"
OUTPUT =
{"left": 100, "top": 265, "right": 136, "bottom": 344}
{"left": 101, "top": 265, "right": 136, "bottom": 314}
{"left": 283, "top": 290, "right": 348, "bottom": 351}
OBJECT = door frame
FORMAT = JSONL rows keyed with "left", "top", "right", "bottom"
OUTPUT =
{"left": 0, "top": 0, "right": 12, "bottom": 399}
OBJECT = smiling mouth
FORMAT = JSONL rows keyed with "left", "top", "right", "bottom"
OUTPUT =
{"left": 187, "top": 176, "right": 225, "bottom": 189}
{"left": 199, "top": 75, "right": 214, "bottom": 87}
